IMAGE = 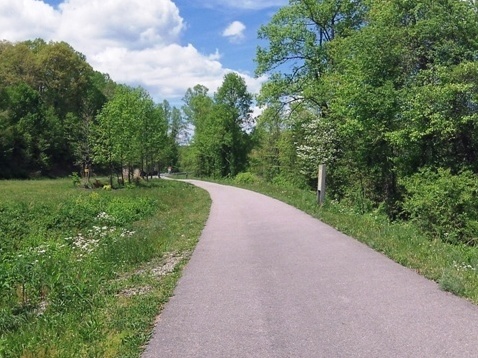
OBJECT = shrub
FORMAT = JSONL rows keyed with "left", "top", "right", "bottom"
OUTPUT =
{"left": 402, "top": 168, "right": 478, "bottom": 244}
{"left": 70, "top": 172, "right": 81, "bottom": 187}
{"left": 234, "top": 172, "right": 260, "bottom": 185}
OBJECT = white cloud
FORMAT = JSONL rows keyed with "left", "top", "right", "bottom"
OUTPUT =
{"left": 222, "top": 21, "right": 246, "bottom": 43}
{"left": 208, "top": 49, "right": 222, "bottom": 61}
{"left": 0, "top": 0, "right": 58, "bottom": 41}
{"left": 0, "top": 0, "right": 266, "bottom": 104}
{"left": 90, "top": 44, "right": 266, "bottom": 103}
{"left": 56, "top": 0, "right": 184, "bottom": 53}
{"left": 91, "top": 44, "right": 224, "bottom": 100}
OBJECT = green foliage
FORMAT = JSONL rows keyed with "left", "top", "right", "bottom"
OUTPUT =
{"left": 234, "top": 172, "right": 261, "bottom": 185}
{"left": 254, "top": 0, "right": 478, "bottom": 234}
{"left": 183, "top": 74, "right": 253, "bottom": 178}
{"left": 0, "top": 40, "right": 112, "bottom": 178}
{"left": 0, "top": 178, "right": 210, "bottom": 357}
{"left": 70, "top": 172, "right": 81, "bottom": 187}
{"left": 105, "top": 197, "right": 157, "bottom": 225}
{"left": 402, "top": 168, "right": 478, "bottom": 244}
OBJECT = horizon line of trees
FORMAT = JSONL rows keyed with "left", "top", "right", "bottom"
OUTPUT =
{"left": 0, "top": 39, "right": 183, "bottom": 181}
{"left": 0, "top": 38, "right": 257, "bottom": 184}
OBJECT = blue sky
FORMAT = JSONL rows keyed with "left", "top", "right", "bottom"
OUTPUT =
{"left": 0, "top": 0, "right": 287, "bottom": 106}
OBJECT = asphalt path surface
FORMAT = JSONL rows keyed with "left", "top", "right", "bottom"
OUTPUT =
{"left": 143, "top": 180, "right": 478, "bottom": 357}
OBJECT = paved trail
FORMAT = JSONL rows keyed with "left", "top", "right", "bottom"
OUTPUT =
{"left": 143, "top": 181, "right": 478, "bottom": 358}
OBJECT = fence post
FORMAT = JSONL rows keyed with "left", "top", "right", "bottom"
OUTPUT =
{"left": 317, "top": 164, "right": 326, "bottom": 205}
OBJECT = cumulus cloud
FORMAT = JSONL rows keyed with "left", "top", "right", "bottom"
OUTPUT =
{"left": 0, "top": 0, "right": 58, "bottom": 41}
{"left": 222, "top": 21, "right": 246, "bottom": 43}
{"left": 91, "top": 44, "right": 225, "bottom": 100}
{"left": 56, "top": 0, "right": 184, "bottom": 53}
{"left": 208, "top": 49, "right": 222, "bottom": 61}
{"left": 0, "top": 0, "right": 266, "bottom": 103}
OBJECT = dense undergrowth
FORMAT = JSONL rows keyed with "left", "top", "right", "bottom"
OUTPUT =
{"left": 0, "top": 178, "right": 210, "bottom": 357}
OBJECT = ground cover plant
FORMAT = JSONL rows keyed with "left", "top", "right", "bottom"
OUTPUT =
{"left": 0, "top": 178, "right": 210, "bottom": 357}
{"left": 221, "top": 174, "right": 478, "bottom": 305}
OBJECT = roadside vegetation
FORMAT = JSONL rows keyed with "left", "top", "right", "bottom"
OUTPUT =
{"left": 217, "top": 173, "right": 478, "bottom": 305}
{"left": 0, "top": 178, "right": 210, "bottom": 357}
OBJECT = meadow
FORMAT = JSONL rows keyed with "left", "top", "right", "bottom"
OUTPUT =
{"left": 0, "top": 178, "right": 210, "bottom": 357}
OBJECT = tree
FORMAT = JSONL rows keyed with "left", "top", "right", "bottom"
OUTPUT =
{"left": 214, "top": 73, "right": 253, "bottom": 176}
{"left": 160, "top": 100, "right": 185, "bottom": 171}
{"left": 65, "top": 71, "right": 113, "bottom": 178}
{"left": 249, "top": 103, "right": 305, "bottom": 186}
{"left": 183, "top": 74, "right": 253, "bottom": 177}
{"left": 255, "top": 0, "right": 478, "bottom": 216}
{"left": 255, "top": 0, "right": 368, "bottom": 198}
{"left": 256, "top": 0, "right": 367, "bottom": 108}
{"left": 93, "top": 85, "right": 167, "bottom": 185}
{"left": 182, "top": 85, "right": 214, "bottom": 176}
{"left": 327, "top": 0, "right": 478, "bottom": 211}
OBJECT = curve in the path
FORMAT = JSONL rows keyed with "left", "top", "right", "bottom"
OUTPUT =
{"left": 143, "top": 180, "right": 478, "bottom": 358}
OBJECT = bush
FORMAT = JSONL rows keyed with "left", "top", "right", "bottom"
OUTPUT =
{"left": 402, "top": 168, "right": 478, "bottom": 244}
{"left": 234, "top": 172, "right": 260, "bottom": 185}
{"left": 70, "top": 172, "right": 81, "bottom": 187}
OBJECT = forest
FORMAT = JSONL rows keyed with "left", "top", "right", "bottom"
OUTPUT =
{"left": 250, "top": 0, "right": 478, "bottom": 245}
{"left": 0, "top": 39, "right": 182, "bottom": 182}
{"left": 2, "top": 0, "right": 478, "bottom": 245}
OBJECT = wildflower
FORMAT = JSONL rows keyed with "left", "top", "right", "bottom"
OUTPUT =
{"left": 96, "top": 211, "right": 115, "bottom": 222}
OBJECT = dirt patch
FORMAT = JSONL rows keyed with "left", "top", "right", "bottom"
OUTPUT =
{"left": 117, "top": 251, "right": 190, "bottom": 298}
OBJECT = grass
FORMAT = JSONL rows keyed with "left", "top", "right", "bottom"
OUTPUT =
{"left": 0, "top": 178, "right": 210, "bottom": 357}
{"left": 4, "top": 174, "right": 477, "bottom": 356}
{"left": 215, "top": 176, "right": 478, "bottom": 305}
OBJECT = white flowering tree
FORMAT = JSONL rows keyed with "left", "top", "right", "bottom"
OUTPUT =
{"left": 295, "top": 109, "right": 338, "bottom": 179}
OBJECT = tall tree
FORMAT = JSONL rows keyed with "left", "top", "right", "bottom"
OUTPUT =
{"left": 182, "top": 85, "right": 215, "bottom": 176}
{"left": 214, "top": 73, "right": 253, "bottom": 176}
{"left": 160, "top": 100, "right": 184, "bottom": 171}
{"left": 93, "top": 85, "right": 167, "bottom": 184}
{"left": 183, "top": 74, "right": 253, "bottom": 177}
{"left": 256, "top": 0, "right": 367, "bottom": 108}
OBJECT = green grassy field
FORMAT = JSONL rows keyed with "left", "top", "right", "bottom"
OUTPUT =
{"left": 0, "top": 178, "right": 210, "bottom": 357}
{"left": 223, "top": 176, "right": 478, "bottom": 305}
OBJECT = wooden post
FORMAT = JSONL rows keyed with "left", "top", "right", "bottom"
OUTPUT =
{"left": 317, "top": 164, "right": 326, "bottom": 205}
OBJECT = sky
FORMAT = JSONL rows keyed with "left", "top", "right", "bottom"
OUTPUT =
{"left": 0, "top": 0, "right": 287, "bottom": 107}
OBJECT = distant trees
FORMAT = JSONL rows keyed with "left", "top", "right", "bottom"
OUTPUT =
{"left": 0, "top": 40, "right": 254, "bottom": 182}
{"left": 0, "top": 39, "right": 182, "bottom": 181}
{"left": 93, "top": 85, "right": 168, "bottom": 185}
{"left": 183, "top": 73, "right": 253, "bottom": 177}
{"left": 161, "top": 100, "right": 186, "bottom": 171}
{"left": 0, "top": 39, "right": 112, "bottom": 178}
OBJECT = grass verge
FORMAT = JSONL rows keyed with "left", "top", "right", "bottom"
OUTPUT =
{"left": 0, "top": 178, "right": 210, "bottom": 357}
{"left": 215, "top": 176, "right": 478, "bottom": 305}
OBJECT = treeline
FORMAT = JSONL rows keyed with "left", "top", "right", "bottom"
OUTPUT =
{"left": 0, "top": 39, "right": 182, "bottom": 180}
{"left": 4, "top": 0, "right": 478, "bottom": 245}
{"left": 249, "top": 0, "right": 478, "bottom": 244}
{"left": 181, "top": 73, "right": 253, "bottom": 177}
